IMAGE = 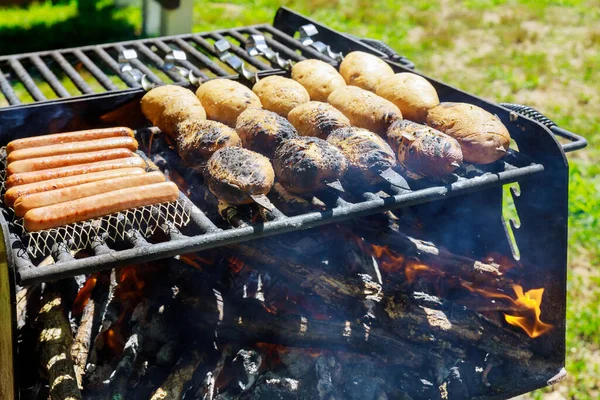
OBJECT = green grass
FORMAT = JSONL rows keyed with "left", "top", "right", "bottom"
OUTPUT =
{"left": 1, "top": 1, "right": 600, "bottom": 398}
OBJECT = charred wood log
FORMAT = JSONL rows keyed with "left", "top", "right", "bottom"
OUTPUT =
{"left": 71, "top": 296, "right": 94, "bottom": 389}
{"left": 110, "top": 333, "right": 141, "bottom": 400}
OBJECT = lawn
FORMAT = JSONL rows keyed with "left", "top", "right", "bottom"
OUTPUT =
{"left": 1, "top": 0, "right": 599, "bottom": 398}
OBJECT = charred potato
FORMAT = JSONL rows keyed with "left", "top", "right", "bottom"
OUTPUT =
{"left": 426, "top": 102, "right": 510, "bottom": 164}
{"left": 338, "top": 51, "right": 395, "bottom": 92}
{"left": 327, "top": 127, "right": 396, "bottom": 186}
{"left": 387, "top": 120, "right": 462, "bottom": 179}
{"left": 328, "top": 86, "right": 402, "bottom": 136}
{"left": 376, "top": 73, "right": 440, "bottom": 123}
{"left": 252, "top": 76, "right": 310, "bottom": 117}
{"left": 204, "top": 147, "right": 274, "bottom": 205}
{"left": 235, "top": 108, "right": 298, "bottom": 158}
{"left": 274, "top": 136, "right": 348, "bottom": 194}
{"left": 176, "top": 120, "right": 241, "bottom": 170}
{"left": 287, "top": 101, "right": 351, "bottom": 139}
{"left": 291, "top": 59, "right": 346, "bottom": 102}
{"left": 141, "top": 85, "right": 206, "bottom": 138}
{"left": 196, "top": 79, "right": 262, "bottom": 127}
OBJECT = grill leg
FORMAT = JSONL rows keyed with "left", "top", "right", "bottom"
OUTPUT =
{"left": 143, "top": 0, "right": 194, "bottom": 36}
{"left": 0, "top": 232, "right": 15, "bottom": 399}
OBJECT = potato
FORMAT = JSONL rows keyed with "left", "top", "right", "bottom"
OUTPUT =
{"left": 376, "top": 73, "right": 439, "bottom": 123}
{"left": 426, "top": 102, "right": 510, "bottom": 164}
{"left": 291, "top": 59, "right": 346, "bottom": 102}
{"left": 387, "top": 120, "right": 462, "bottom": 179}
{"left": 327, "top": 86, "right": 402, "bottom": 136}
{"left": 339, "top": 51, "right": 395, "bottom": 92}
{"left": 287, "top": 101, "right": 350, "bottom": 139}
{"left": 252, "top": 76, "right": 310, "bottom": 117}
{"left": 195, "top": 79, "right": 262, "bottom": 127}
{"left": 141, "top": 85, "right": 206, "bottom": 139}
{"left": 176, "top": 119, "right": 241, "bottom": 169}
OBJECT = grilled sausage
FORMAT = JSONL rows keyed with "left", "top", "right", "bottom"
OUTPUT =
{"left": 387, "top": 120, "right": 462, "bottom": 179}
{"left": 196, "top": 79, "right": 262, "bottom": 127}
{"left": 252, "top": 76, "right": 310, "bottom": 117}
{"left": 6, "top": 127, "right": 134, "bottom": 154}
{"left": 4, "top": 167, "right": 146, "bottom": 208}
{"left": 7, "top": 136, "right": 139, "bottom": 163}
{"left": 274, "top": 137, "right": 348, "bottom": 194}
{"left": 7, "top": 148, "right": 135, "bottom": 175}
{"left": 327, "top": 127, "right": 396, "bottom": 186}
{"left": 141, "top": 85, "right": 206, "bottom": 139}
{"left": 204, "top": 147, "right": 274, "bottom": 205}
{"left": 338, "top": 51, "right": 395, "bottom": 92}
{"left": 327, "top": 86, "right": 402, "bottom": 136}
{"left": 291, "top": 59, "right": 346, "bottom": 102}
{"left": 287, "top": 101, "right": 350, "bottom": 139}
{"left": 14, "top": 171, "right": 166, "bottom": 217}
{"left": 235, "top": 108, "right": 298, "bottom": 158}
{"left": 6, "top": 157, "right": 147, "bottom": 188}
{"left": 176, "top": 119, "right": 241, "bottom": 169}
{"left": 23, "top": 182, "right": 179, "bottom": 232}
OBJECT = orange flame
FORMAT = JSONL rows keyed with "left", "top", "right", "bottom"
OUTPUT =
{"left": 405, "top": 260, "right": 431, "bottom": 283}
{"left": 72, "top": 275, "right": 97, "bottom": 316}
{"left": 370, "top": 245, "right": 405, "bottom": 273}
{"left": 228, "top": 256, "right": 246, "bottom": 274}
{"left": 503, "top": 285, "right": 553, "bottom": 338}
{"left": 180, "top": 253, "right": 214, "bottom": 270}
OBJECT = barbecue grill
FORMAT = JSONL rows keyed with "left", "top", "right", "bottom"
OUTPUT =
{"left": 0, "top": 7, "right": 587, "bottom": 400}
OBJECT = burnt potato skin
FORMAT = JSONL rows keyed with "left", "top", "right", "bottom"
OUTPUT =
{"left": 141, "top": 85, "right": 206, "bottom": 138}
{"left": 274, "top": 137, "right": 348, "bottom": 194}
{"left": 196, "top": 79, "right": 262, "bottom": 127}
{"left": 426, "top": 102, "right": 511, "bottom": 164}
{"left": 235, "top": 108, "right": 298, "bottom": 158}
{"left": 327, "top": 127, "right": 396, "bottom": 186}
{"left": 287, "top": 101, "right": 351, "bottom": 139}
{"left": 327, "top": 86, "right": 402, "bottom": 136}
{"left": 204, "top": 147, "right": 275, "bottom": 205}
{"left": 387, "top": 120, "right": 462, "bottom": 179}
{"left": 176, "top": 119, "right": 241, "bottom": 170}
{"left": 338, "top": 51, "right": 395, "bottom": 92}
{"left": 376, "top": 73, "right": 440, "bottom": 123}
{"left": 291, "top": 59, "right": 346, "bottom": 102}
{"left": 252, "top": 76, "right": 310, "bottom": 117}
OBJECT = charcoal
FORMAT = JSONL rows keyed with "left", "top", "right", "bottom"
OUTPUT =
{"left": 279, "top": 347, "right": 318, "bottom": 378}
{"left": 245, "top": 372, "right": 301, "bottom": 400}
{"left": 444, "top": 366, "right": 469, "bottom": 400}
{"left": 343, "top": 376, "right": 387, "bottom": 400}
{"left": 315, "top": 355, "right": 343, "bottom": 400}
{"left": 229, "top": 348, "right": 263, "bottom": 394}
{"left": 156, "top": 340, "right": 179, "bottom": 366}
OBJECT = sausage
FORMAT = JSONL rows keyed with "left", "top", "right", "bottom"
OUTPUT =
{"left": 5, "top": 157, "right": 147, "bottom": 189}
{"left": 6, "top": 127, "right": 134, "bottom": 154}
{"left": 7, "top": 148, "right": 135, "bottom": 175}
{"left": 23, "top": 182, "right": 179, "bottom": 232}
{"left": 14, "top": 171, "right": 166, "bottom": 217}
{"left": 4, "top": 167, "right": 146, "bottom": 208}
{"left": 7, "top": 136, "right": 139, "bottom": 163}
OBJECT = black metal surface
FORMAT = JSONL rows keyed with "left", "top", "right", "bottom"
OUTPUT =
{"left": 29, "top": 55, "right": 71, "bottom": 98}
{"left": 50, "top": 52, "right": 95, "bottom": 95}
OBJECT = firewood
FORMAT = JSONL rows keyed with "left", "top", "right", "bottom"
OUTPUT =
{"left": 110, "top": 333, "right": 141, "bottom": 400}
{"left": 36, "top": 283, "right": 82, "bottom": 400}
{"left": 70, "top": 297, "right": 94, "bottom": 389}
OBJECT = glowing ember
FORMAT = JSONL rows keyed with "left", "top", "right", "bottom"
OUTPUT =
{"left": 180, "top": 253, "right": 214, "bottom": 270}
{"left": 228, "top": 256, "right": 246, "bottom": 274}
{"left": 504, "top": 285, "right": 553, "bottom": 338}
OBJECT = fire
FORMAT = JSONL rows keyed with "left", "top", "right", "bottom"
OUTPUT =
{"left": 503, "top": 285, "right": 553, "bottom": 338}
{"left": 228, "top": 256, "right": 246, "bottom": 274}
{"left": 118, "top": 266, "right": 145, "bottom": 301}
{"left": 72, "top": 275, "right": 97, "bottom": 316}
{"left": 370, "top": 245, "right": 405, "bottom": 273}
{"left": 180, "top": 253, "right": 214, "bottom": 270}
{"left": 405, "top": 260, "right": 431, "bottom": 283}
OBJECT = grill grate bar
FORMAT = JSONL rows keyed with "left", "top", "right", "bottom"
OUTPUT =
{"left": 261, "top": 25, "right": 334, "bottom": 63}
{"left": 50, "top": 52, "right": 95, "bottom": 95}
{"left": 126, "top": 229, "right": 150, "bottom": 248}
{"left": 72, "top": 49, "right": 118, "bottom": 91}
{"left": 152, "top": 39, "right": 210, "bottom": 81}
{"left": 133, "top": 42, "right": 187, "bottom": 83}
{"left": 29, "top": 55, "right": 71, "bottom": 98}
{"left": 244, "top": 27, "right": 304, "bottom": 62}
{"left": 0, "top": 67, "right": 21, "bottom": 105}
{"left": 201, "top": 33, "right": 267, "bottom": 71}
{"left": 172, "top": 37, "right": 230, "bottom": 77}
{"left": 94, "top": 47, "right": 141, "bottom": 88}
{"left": 8, "top": 58, "right": 47, "bottom": 101}
{"left": 113, "top": 45, "right": 164, "bottom": 85}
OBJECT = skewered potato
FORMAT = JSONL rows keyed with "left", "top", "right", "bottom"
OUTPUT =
{"left": 252, "top": 76, "right": 310, "bottom": 117}
{"left": 196, "top": 79, "right": 262, "bottom": 127}
{"left": 141, "top": 85, "right": 206, "bottom": 138}
{"left": 176, "top": 120, "right": 241, "bottom": 170}
{"left": 235, "top": 108, "right": 298, "bottom": 158}
{"left": 387, "top": 120, "right": 462, "bottom": 179}
{"left": 291, "top": 59, "right": 346, "bottom": 102}
{"left": 274, "top": 137, "right": 348, "bottom": 194}
{"left": 426, "top": 102, "right": 510, "bottom": 164}
{"left": 204, "top": 147, "right": 275, "bottom": 205}
{"left": 376, "top": 73, "right": 440, "bottom": 123}
{"left": 287, "top": 101, "right": 350, "bottom": 139}
{"left": 327, "top": 127, "right": 396, "bottom": 185}
{"left": 327, "top": 86, "right": 402, "bottom": 136}
{"left": 339, "top": 51, "right": 395, "bottom": 92}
